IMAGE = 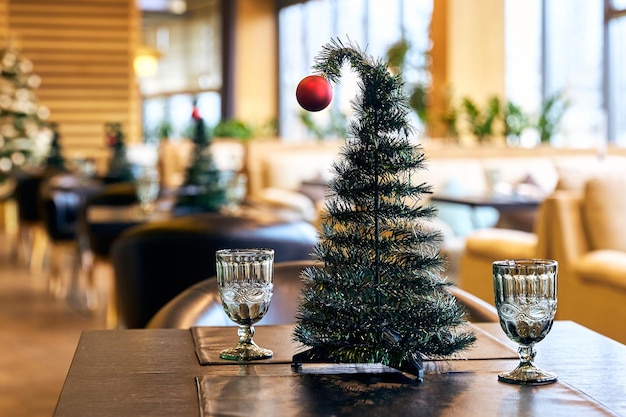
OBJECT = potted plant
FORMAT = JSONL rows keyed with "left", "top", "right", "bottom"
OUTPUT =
{"left": 461, "top": 96, "right": 501, "bottom": 143}
{"left": 536, "top": 91, "right": 568, "bottom": 144}
{"left": 502, "top": 100, "right": 530, "bottom": 146}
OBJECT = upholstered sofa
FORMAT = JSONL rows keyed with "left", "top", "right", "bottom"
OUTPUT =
{"left": 244, "top": 139, "right": 626, "bottom": 278}
{"left": 156, "top": 136, "right": 626, "bottom": 289}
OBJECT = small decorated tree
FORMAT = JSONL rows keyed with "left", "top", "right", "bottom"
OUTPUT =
{"left": 45, "top": 122, "right": 66, "bottom": 169}
{"left": 175, "top": 103, "right": 228, "bottom": 212}
{"left": 0, "top": 44, "right": 50, "bottom": 183}
{"left": 293, "top": 39, "right": 475, "bottom": 379}
{"left": 104, "top": 122, "right": 133, "bottom": 183}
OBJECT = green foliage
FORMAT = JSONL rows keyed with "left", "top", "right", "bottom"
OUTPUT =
{"left": 212, "top": 118, "right": 253, "bottom": 141}
{"left": 104, "top": 122, "right": 133, "bottom": 183}
{"left": 502, "top": 100, "right": 530, "bottom": 138}
{"left": 385, "top": 39, "right": 410, "bottom": 70}
{"left": 441, "top": 102, "right": 459, "bottom": 140}
{"left": 294, "top": 39, "right": 475, "bottom": 375}
{"left": 385, "top": 39, "right": 430, "bottom": 127}
{"left": 299, "top": 110, "right": 348, "bottom": 140}
{"left": 446, "top": 92, "right": 565, "bottom": 145}
{"left": 45, "top": 123, "right": 65, "bottom": 169}
{"left": 176, "top": 113, "right": 228, "bottom": 212}
{"left": 461, "top": 96, "right": 501, "bottom": 143}
{"left": 155, "top": 120, "right": 172, "bottom": 139}
{"left": 537, "top": 91, "right": 568, "bottom": 143}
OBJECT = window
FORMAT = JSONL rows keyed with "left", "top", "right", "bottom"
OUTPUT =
{"left": 608, "top": 2, "right": 626, "bottom": 145}
{"left": 280, "top": 1, "right": 622, "bottom": 148}
{"left": 506, "top": 0, "right": 618, "bottom": 148}
{"left": 278, "top": 0, "right": 433, "bottom": 140}
{"left": 139, "top": 0, "right": 221, "bottom": 142}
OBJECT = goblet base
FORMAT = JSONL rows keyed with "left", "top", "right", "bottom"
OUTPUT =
{"left": 498, "top": 361, "right": 557, "bottom": 385}
{"left": 219, "top": 341, "right": 273, "bottom": 361}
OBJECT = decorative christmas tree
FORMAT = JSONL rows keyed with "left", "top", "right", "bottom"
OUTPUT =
{"left": 0, "top": 44, "right": 50, "bottom": 183}
{"left": 104, "top": 122, "right": 133, "bottom": 183}
{"left": 292, "top": 39, "right": 475, "bottom": 380}
{"left": 175, "top": 102, "right": 228, "bottom": 212}
{"left": 45, "top": 122, "right": 66, "bottom": 169}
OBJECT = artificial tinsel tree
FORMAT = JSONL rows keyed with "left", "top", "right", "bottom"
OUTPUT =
{"left": 104, "top": 122, "right": 133, "bottom": 183}
{"left": 0, "top": 44, "right": 50, "bottom": 183}
{"left": 293, "top": 39, "right": 475, "bottom": 379}
{"left": 175, "top": 103, "right": 228, "bottom": 212}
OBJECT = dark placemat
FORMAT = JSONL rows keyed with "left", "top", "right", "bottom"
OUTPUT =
{"left": 191, "top": 324, "right": 300, "bottom": 365}
{"left": 191, "top": 323, "right": 517, "bottom": 366}
{"left": 196, "top": 371, "right": 617, "bottom": 417}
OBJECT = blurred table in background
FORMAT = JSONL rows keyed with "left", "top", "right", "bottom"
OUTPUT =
{"left": 431, "top": 193, "right": 543, "bottom": 232}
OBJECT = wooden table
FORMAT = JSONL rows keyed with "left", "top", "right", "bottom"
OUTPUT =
{"left": 53, "top": 322, "right": 626, "bottom": 416}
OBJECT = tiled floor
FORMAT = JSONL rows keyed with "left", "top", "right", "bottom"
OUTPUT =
{"left": 0, "top": 229, "right": 105, "bottom": 417}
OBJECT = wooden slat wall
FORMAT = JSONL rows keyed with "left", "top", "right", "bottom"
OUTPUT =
{"left": 5, "top": 0, "right": 141, "bottom": 170}
{"left": 0, "top": 1, "right": 7, "bottom": 42}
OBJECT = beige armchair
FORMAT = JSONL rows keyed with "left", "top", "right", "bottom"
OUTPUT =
{"left": 458, "top": 171, "right": 626, "bottom": 343}
{"left": 544, "top": 172, "right": 626, "bottom": 343}
{"left": 456, "top": 205, "right": 548, "bottom": 305}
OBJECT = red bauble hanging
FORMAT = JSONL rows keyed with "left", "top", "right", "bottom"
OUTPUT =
{"left": 191, "top": 106, "right": 201, "bottom": 120}
{"left": 296, "top": 75, "right": 333, "bottom": 112}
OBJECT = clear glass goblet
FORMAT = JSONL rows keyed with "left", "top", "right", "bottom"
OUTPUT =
{"left": 135, "top": 165, "right": 160, "bottom": 214}
{"left": 216, "top": 248, "right": 274, "bottom": 361}
{"left": 493, "top": 259, "right": 558, "bottom": 385}
{"left": 223, "top": 173, "right": 247, "bottom": 214}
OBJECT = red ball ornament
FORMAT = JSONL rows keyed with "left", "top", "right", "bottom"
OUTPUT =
{"left": 296, "top": 75, "right": 333, "bottom": 112}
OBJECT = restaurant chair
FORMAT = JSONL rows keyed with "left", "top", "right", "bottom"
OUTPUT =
{"left": 12, "top": 167, "right": 67, "bottom": 273}
{"left": 76, "top": 181, "right": 137, "bottom": 317}
{"left": 146, "top": 259, "right": 498, "bottom": 329}
{"left": 448, "top": 286, "right": 499, "bottom": 323}
{"left": 38, "top": 172, "right": 84, "bottom": 297}
{"left": 12, "top": 169, "right": 46, "bottom": 271}
{"left": 110, "top": 212, "right": 318, "bottom": 329}
{"left": 146, "top": 259, "right": 317, "bottom": 328}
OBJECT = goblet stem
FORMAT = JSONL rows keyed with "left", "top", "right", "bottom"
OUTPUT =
{"left": 238, "top": 324, "right": 255, "bottom": 344}
{"left": 518, "top": 344, "right": 536, "bottom": 364}
{"left": 219, "top": 324, "right": 273, "bottom": 361}
{"left": 498, "top": 343, "right": 557, "bottom": 385}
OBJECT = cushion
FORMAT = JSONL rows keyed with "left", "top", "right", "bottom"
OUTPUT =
{"left": 481, "top": 157, "right": 557, "bottom": 195}
{"left": 264, "top": 152, "right": 336, "bottom": 192}
{"left": 554, "top": 155, "right": 626, "bottom": 192}
{"left": 257, "top": 187, "right": 317, "bottom": 223}
{"left": 574, "top": 250, "right": 626, "bottom": 292}
{"left": 553, "top": 156, "right": 602, "bottom": 192}
{"left": 582, "top": 172, "right": 626, "bottom": 252}
{"left": 464, "top": 228, "right": 537, "bottom": 260}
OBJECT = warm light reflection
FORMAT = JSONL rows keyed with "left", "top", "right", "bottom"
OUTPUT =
{"left": 134, "top": 45, "right": 161, "bottom": 77}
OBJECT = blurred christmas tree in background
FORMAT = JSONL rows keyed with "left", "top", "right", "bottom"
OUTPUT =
{"left": 45, "top": 122, "right": 66, "bottom": 170}
{"left": 0, "top": 43, "right": 52, "bottom": 183}
{"left": 175, "top": 102, "right": 228, "bottom": 213}
{"left": 104, "top": 122, "right": 134, "bottom": 183}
